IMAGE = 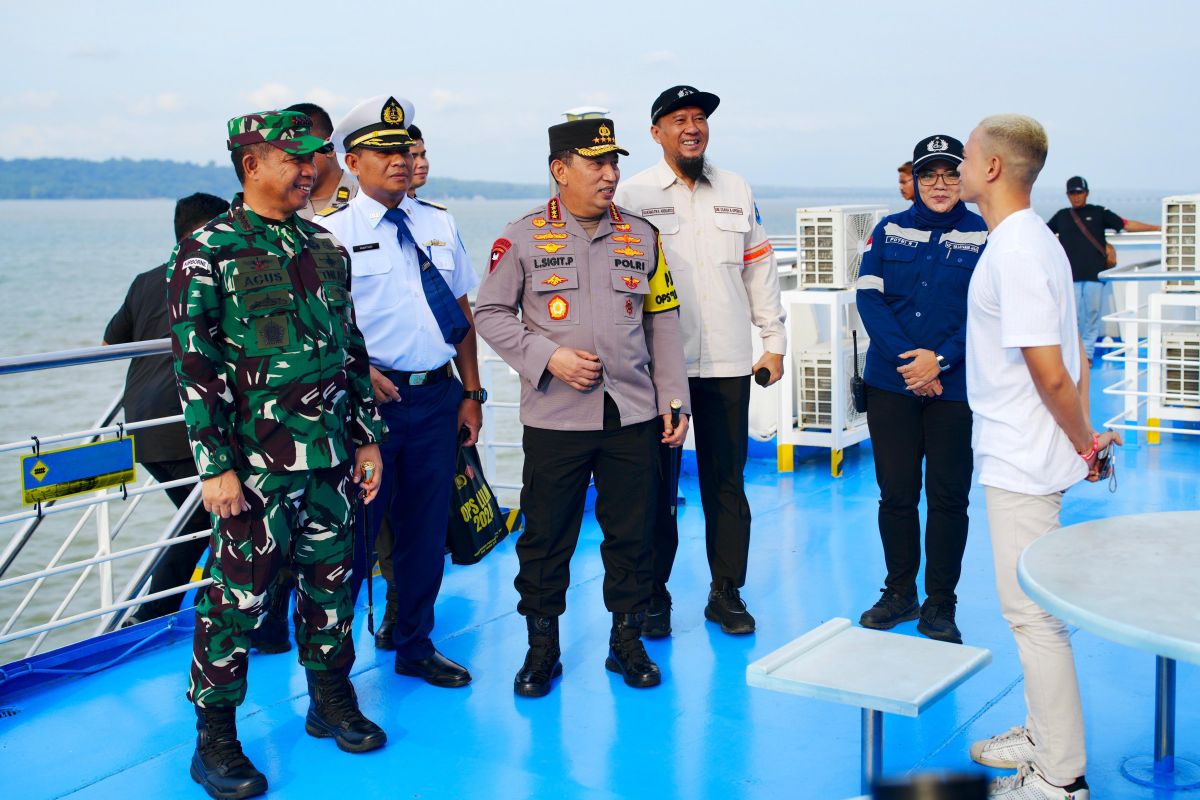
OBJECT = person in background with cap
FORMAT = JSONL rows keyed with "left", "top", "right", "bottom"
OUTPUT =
{"left": 1046, "top": 176, "right": 1159, "bottom": 366}
{"left": 288, "top": 102, "right": 359, "bottom": 222}
{"left": 854, "top": 134, "right": 988, "bottom": 645}
{"left": 615, "top": 85, "right": 785, "bottom": 638}
{"left": 168, "top": 110, "right": 387, "bottom": 800}
{"left": 319, "top": 95, "right": 483, "bottom": 689}
{"left": 475, "top": 117, "right": 690, "bottom": 697}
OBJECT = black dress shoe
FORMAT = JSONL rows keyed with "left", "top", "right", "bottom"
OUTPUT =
{"left": 373, "top": 583, "right": 399, "bottom": 651}
{"left": 394, "top": 650, "right": 472, "bottom": 688}
{"left": 704, "top": 580, "right": 756, "bottom": 634}
{"left": 917, "top": 598, "right": 962, "bottom": 644}
{"left": 642, "top": 592, "right": 672, "bottom": 639}
{"left": 859, "top": 588, "right": 919, "bottom": 630}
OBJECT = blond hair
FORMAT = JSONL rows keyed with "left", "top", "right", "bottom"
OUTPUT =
{"left": 978, "top": 114, "right": 1048, "bottom": 187}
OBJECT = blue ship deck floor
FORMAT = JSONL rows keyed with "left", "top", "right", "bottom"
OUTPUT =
{"left": 2, "top": 363, "right": 1197, "bottom": 799}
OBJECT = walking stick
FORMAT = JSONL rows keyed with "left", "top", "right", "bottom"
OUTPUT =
{"left": 359, "top": 461, "right": 375, "bottom": 636}
{"left": 667, "top": 399, "right": 683, "bottom": 518}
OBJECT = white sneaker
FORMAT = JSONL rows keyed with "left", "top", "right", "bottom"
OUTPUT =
{"left": 989, "top": 763, "right": 1089, "bottom": 799}
{"left": 971, "top": 725, "right": 1035, "bottom": 769}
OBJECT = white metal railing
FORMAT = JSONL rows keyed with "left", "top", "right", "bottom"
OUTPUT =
{"left": 0, "top": 341, "right": 211, "bottom": 661}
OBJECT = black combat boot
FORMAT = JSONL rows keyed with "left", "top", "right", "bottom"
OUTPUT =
{"left": 605, "top": 612, "right": 661, "bottom": 688}
{"left": 190, "top": 705, "right": 267, "bottom": 800}
{"left": 304, "top": 669, "right": 387, "bottom": 753}
{"left": 642, "top": 588, "right": 672, "bottom": 639}
{"left": 514, "top": 615, "right": 562, "bottom": 698}
{"left": 704, "top": 579, "right": 757, "bottom": 634}
{"left": 373, "top": 581, "right": 400, "bottom": 651}
{"left": 248, "top": 572, "right": 293, "bottom": 655}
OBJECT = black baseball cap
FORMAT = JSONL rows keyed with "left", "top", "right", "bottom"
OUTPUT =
{"left": 1066, "top": 176, "right": 1089, "bottom": 193}
{"left": 548, "top": 118, "right": 629, "bottom": 157}
{"left": 912, "top": 135, "right": 964, "bottom": 172}
{"left": 651, "top": 85, "right": 720, "bottom": 123}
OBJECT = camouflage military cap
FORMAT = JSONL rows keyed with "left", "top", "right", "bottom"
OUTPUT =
{"left": 227, "top": 110, "right": 332, "bottom": 155}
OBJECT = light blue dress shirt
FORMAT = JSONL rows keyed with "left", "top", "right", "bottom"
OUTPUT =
{"left": 319, "top": 191, "right": 477, "bottom": 371}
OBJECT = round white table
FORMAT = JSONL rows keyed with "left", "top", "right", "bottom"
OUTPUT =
{"left": 1018, "top": 510, "right": 1200, "bottom": 790}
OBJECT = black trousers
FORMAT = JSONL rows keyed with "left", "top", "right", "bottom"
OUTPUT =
{"left": 516, "top": 418, "right": 659, "bottom": 617}
{"left": 134, "top": 458, "right": 212, "bottom": 621}
{"left": 864, "top": 385, "right": 973, "bottom": 603}
{"left": 653, "top": 376, "right": 751, "bottom": 591}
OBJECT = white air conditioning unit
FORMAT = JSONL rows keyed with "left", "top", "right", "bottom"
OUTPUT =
{"left": 795, "top": 205, "right": 888, "bottom": 290}
{"left": 795, "top": 340, "right": 867, "bottom": 430}
{"left": 1162, "top": 195, "right": 1198, "bottom": 293}
{"left": 1162, "top": 332, "right": 1200, "bottom": 408}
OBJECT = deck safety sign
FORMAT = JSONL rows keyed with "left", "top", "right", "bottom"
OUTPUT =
{"left": 21, "top": 438, "right": 136, "bottom": 505}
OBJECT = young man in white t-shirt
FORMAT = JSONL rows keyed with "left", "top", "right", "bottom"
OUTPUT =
{"left": 958, "top": 114, "right": 1122, "bottom": 800}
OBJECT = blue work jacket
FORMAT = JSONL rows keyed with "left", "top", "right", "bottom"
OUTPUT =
{"left": 854, "top": 206, "right": 987, "bottom": 402}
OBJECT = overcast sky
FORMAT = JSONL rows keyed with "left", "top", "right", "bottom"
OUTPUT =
{"left": 2, "top": 1, "right": 1196, "bottom": 192}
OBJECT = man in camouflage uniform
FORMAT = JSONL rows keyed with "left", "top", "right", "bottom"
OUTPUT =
{"left": 168, "top": 110, "right": 387, "bottom": 800}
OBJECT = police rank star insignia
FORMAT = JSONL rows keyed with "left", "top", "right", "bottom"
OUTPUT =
{"left": 489, "top": 238, "right": 512, "bottom": 273}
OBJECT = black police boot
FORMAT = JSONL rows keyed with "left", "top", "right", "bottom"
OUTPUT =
{"left": 917, "top": 598, "right": 963, "bottom": 644}
{"left": 248, "top": 573, "right": 293, "bottom": 655}
{"left": 304, "top": 669, "right": 387, "bottom": 753}
{"left": 373, "top": 581, "right": 400, "bottom": 651}
{"left": 859, "top": 588, "right": 920, "bottom": 630}
{"left": 704, "top": 579, "right": 756, "bottom": 634}
{"left": 642, "top": 588, "right": 672, "bottom": 639}
{"left": 190, "top": 705, "right": 267, "bottom": 800}
{"left": 605, "top": 612, "right": 661, "bottom": 688}
{"left": 514, "top": 615, "right": 562, "bottom": 698}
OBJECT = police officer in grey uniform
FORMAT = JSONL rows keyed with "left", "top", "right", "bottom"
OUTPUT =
{"left": 287, "top": 102, "right": 359, "bottom": 221}
{"left": 474, "top": 118, "right": 690, "bottom": 698}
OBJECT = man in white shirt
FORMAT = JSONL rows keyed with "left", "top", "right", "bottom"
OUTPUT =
{"left": 959, "top": 113, "right": 1120, "bottom": 800}
{"left": 616, "top": 85, "right": 786, "bottom": 637}
{"left": 320, "top": 95, "right": 484, "bottom": 690}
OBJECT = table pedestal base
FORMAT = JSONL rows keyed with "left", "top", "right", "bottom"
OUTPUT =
{"left": 1120, "top": 756, "right": 1200, "bottom": 790}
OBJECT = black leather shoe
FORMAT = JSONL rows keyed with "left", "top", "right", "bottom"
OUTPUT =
{"left": 917, "top": 598, "right": 963, "bottom": 644}
{"left": 859, "top": 588, "right": 920, "bottom": 630}
{"left": 394, "top": 649, "right": 472, "bottom": 688}
{"left": 605, "top": 612, "right": 661, "bottom": 688}
{"left": 190, "top": 706, "right": 268, "bottom": 800}
{"left": 642, "top": 592, "right": 672, "bottom": 639}
{"left": 304, "top": 670, "right": 387, "bottom": 753}
{"left": 514, "top": 615, "right": 562, "bottom": 698}
{"left": 373, "top": 582, "right": 400, "bottom": 651}
{"left": 704, "top": 580, "right": 756, "bottom": 634}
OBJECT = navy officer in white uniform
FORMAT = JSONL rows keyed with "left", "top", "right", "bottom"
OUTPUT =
{"left": 319, "top": 95, "right": 483, "bottom": 688}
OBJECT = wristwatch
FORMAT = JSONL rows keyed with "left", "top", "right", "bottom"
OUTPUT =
{"left": 463, "top": 388, "right": 488, "bottom": 403}
{"left": 935, "top": 354, "right": 949, "bottom": 372}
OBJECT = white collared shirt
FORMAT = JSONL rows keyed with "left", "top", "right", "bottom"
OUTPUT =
{"left": 616, "top": 158, "right": 786, "bottom": 378}
{"left": 318, "top": 191, "right": 477, "bottom": 371}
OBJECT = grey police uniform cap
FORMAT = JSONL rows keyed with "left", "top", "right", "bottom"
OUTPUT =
{"left": 333, "top": 95, "right": 416, "bottom": 154}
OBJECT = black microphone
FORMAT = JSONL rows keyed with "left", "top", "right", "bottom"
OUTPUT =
{"left": 754, "top": 368, "right": 770, "bottom": 387}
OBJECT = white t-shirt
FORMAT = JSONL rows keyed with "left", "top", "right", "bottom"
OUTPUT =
{"left": 966, "top": 208, "right": 1088, "bottom": 495}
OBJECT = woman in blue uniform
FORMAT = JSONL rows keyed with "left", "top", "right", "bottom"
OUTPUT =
{"left": 854, "top": 134, "right": 987, "bottom": 644}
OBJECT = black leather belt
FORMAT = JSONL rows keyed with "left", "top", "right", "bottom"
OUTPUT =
{"left": 382, "top": 363, "right": 453, "bottom": 387}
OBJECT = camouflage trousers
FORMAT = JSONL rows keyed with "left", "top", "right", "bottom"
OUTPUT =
{"left": 188, "top": 461, "right": 357, "bottom": 708}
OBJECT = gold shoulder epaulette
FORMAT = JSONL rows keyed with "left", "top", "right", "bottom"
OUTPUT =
{"left": 415, "top": 197, "right": 448, "bottom": 211}
{"left": 316, "top": 204, "right": 348, "bottom": 218}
